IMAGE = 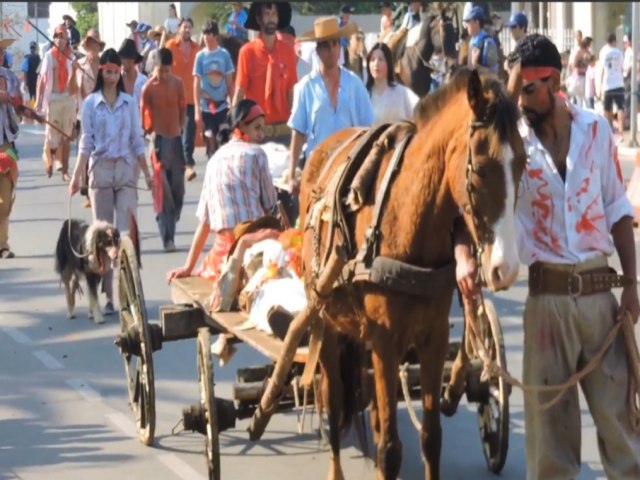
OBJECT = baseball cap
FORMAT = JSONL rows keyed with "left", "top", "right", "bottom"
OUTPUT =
{"left": 29, "top": 41, "right": 37, "bottom": 49}
{"left": 463, "top": 6, "right": 484, "bottom": 22}
{"left": 136, "top": 23, "right": 152, "bottom": 33}
{"left": 508, "top": 12, "right": 528, "bottom": 29}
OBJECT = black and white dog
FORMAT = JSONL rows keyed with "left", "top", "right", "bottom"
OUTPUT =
{"left": 55, "top": 219, "right": 120, "bottom": 324}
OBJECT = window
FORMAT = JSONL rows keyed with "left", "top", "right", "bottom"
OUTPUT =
{"left": 27, "top": 2, "right": 51, "bottom": 19}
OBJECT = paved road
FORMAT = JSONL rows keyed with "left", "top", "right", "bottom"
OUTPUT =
{"left": 2, "top": 126, "right": 638, "bottom": 480}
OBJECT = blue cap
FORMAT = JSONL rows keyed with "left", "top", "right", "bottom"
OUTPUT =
{"left": 508, "top": 12, "right": 528, "bottom": 29}
{"left": 463, "top": 6, "right": 485, "bottom": 22}
{"left": 29, "top": 41, "right": 37, "bottom": 49}
{"left": 135, "top": 23, "right": 152, "bottom": 33}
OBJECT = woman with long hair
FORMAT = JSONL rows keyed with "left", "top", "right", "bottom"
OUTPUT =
{"left": 365, "top": 42, "right": 419, "bottom": 125}
{"left": 166, "top": 98, "right": 277, "bottom": 284}
{"left": 69, "top": 48, "right": 152, "bottom": 315}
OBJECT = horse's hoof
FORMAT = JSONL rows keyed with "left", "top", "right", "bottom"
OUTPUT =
{"left": 440, "top": 384, "right": 463, "bottom": 417}
{"left": 94, "top": 315, "right": 105, "bottom": 325}
{"left": 68, "top": 313, "right": 76, "bottom": 320}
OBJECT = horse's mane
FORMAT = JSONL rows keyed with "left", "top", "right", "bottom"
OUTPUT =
{"left": 415, "top": 67, "right": 520, "bottom": 145}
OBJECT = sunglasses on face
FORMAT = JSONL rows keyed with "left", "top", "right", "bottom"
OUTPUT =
{"left": 521, "top": 76, "right": 551, "bottom": 95}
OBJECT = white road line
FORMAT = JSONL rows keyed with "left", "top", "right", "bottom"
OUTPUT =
{"left": 1, "top": 327, "right": 33, "bottom": 345}
{"left": 105, "top": 413, "right": 138, "bottom": 439}
{"left": 158, "top": 453, "right": 207, "bottom": 480}
{"left": 66, "top": 378, "right": 101, "bottom": 402}
{"left": 32, "top": 350, "right": 64, "bottom": 370}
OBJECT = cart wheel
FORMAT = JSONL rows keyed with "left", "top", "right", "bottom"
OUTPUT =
{"left": 197, "top": 328, "right": 221, "bottom": 480}
{"left": 117, "top": 235, "right": 156, "bottom": 446}
{"left": 476, "top": 298, "right": 509, "bottom": 474}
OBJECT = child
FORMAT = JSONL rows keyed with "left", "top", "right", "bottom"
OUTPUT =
{"left": 585, "top": 54, "right": 597, "bottom": 110}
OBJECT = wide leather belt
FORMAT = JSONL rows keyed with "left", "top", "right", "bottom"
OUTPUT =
{"left": 529, "top": 262, "right": 634, "bottom": 297}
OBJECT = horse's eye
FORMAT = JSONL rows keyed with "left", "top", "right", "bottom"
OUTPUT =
{"left": 472, "top": 164, "right": 487, "bottom": 178}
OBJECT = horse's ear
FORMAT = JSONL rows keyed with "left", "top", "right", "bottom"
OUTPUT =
{"left": 467, "top": 69, "right": 487, "bottom": 120}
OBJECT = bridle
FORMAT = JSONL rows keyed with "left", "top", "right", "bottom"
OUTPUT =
{"left": 464, "top": 120, "right": 496, "bottom": 284}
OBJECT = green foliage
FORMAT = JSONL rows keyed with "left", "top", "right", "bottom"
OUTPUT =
{"left": 69, "top": 2, "right": 98, "bottom": 36}
{"left": 292, "top": 2, "right": 382, "bottom": 15}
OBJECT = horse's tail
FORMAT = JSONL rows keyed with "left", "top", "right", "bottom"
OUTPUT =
{"left": 337, "top": 334, "right": 369, "bottom": 452}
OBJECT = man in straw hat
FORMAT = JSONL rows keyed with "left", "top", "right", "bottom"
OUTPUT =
{"left": 35, "top": 23, "right": 78, "bottom": 181}
{"left": 287, "top": 16, "right": 373, "bottom": 204}
{"left": 0, "top": 35, "right": 27, "bottom": 258}
{"left": 233, "top": 2, "right": 297, "bottom": 144}
{"left": 75, "top": 28, "right": 105, "bottom": 208}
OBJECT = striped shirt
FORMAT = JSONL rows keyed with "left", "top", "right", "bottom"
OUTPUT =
{"left": 196, "top": 138, "right": 277, "bottom": 231}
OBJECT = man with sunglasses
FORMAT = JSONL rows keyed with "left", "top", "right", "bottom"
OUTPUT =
{"left": 508, "top": 34, "right": 639, "bottom": 479}
{"left": 286, "top": 17, "right": 374, "bottom": 214}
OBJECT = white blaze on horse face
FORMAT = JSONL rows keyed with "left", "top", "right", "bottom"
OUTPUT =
{"left": 487, "top": 144, "right": 519, "bottom": 290}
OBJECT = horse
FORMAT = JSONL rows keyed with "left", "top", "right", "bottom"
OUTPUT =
{"left": 391, "top": 6, "right": 459, "bottom": 97}
{"left": 298, "top": 68, "right": 526, "bottom": 480}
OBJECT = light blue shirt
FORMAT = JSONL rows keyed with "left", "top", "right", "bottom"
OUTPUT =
{"left": 288, "top": 67, "right": 374, "bottom": 158}
{"left": 193, "top": 47, "right": 234, "bottom": 113}
{"left": 79, "top": 91, "right": 146, "bottom": 168}
{"left": 226, "top": 8, "right": 248, "bottom": 40}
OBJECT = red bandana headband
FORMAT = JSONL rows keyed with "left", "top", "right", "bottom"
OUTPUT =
{"left": 521, "top": 66, "right": 560, "bottom": 82}
{"left": 241, "top": 104, "right": 265, "bottom": 125}
{"left": 99, "top": 63, "right": 121, "bottom": 71}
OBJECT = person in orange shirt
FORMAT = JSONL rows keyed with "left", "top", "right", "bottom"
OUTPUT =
{"left": 165, "top": 17, "right": 199, "bottom": 181}
{"left": 232, "top": 2, "right": 297, "bottom": 144}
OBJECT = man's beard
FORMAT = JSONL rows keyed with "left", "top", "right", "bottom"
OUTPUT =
{"left": 522, "top": 90, "right": 555, "bottom": 129}
{"left": 263, "top": 22, "right": 277, "bottom": 35}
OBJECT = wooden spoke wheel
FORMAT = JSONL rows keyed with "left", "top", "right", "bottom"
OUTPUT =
{"left": 116, "top": 235, "right": 156, "bottom": 446}
{"left": 475, "top": 298, "right": 509, "bottom": 474}
{"left": 197, "top": 328, "right": 221, "bottom": 480}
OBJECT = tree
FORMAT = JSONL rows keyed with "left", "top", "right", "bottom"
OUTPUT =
{"left": 69, "top": 2, "right": 98, "bottom": 36}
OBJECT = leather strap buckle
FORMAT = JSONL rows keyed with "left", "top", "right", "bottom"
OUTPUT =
{"left": 569, "top": 271, "right": 583, "bottom": 298}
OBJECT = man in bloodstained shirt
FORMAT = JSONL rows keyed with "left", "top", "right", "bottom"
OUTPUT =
{"left": 457, "top": 34, "right": 640, "bottom": 479}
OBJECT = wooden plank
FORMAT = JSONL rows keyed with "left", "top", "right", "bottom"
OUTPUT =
{"left": 170, "top": 277, "right": 308, "bottom": 364}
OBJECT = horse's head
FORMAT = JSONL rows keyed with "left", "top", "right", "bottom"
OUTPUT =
{"left": 462, "top": 69, "right": 526, "bottom": 291}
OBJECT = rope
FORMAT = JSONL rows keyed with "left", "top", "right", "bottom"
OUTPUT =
{"left": 466, "top": 295, "right": 640, "bottom": 432}
{"left": 66, "top": 183, "right": 149, "bottom": 259}
{"left": 399, "top": 362, "right": 422, "bottom": 432}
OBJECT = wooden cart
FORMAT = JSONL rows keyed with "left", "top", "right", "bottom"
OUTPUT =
{"left": 114, "top": 234, "right": 510, "bottom": 479}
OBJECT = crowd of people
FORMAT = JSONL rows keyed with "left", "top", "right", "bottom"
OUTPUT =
{"left": 1, "top": 2, "right": 640, "bottom": 478}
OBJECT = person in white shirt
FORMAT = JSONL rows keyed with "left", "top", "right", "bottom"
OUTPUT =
{"left": 458, "top": 33, "right": 640, "bottom": 479}
{"left": 598, "top": 32, "right": 625, "bottom": 133}
{"left": 365, "top": 42, "right": 418, "bottom": 125}
{"left": 164, "top": 3, "right": 180, "bottom": 36}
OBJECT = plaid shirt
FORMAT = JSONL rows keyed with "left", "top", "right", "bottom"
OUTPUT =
{"left": 196, "top": 138, "right": 277, "bottom": 231}
{"left": 0, "top": 66, "right": 20, "bottom": 144}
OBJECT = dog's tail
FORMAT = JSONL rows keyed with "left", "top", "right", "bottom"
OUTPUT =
{"left": 55, "top": 219, "right": 72, "bottom": 275}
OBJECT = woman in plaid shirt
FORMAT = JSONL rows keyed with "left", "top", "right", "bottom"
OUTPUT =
{"left": 167, "top": 99, "right": 277, "bottom": 282}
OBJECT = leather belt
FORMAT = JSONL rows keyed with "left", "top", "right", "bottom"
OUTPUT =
{"left": 263, "top": 123, "right": 290, "bottom": 139}
{"left": 528, "top": 262, "right": 634, "bottom": 297}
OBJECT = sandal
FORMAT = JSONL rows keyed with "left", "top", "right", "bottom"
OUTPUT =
{"left": 0, "top": 248, "right": 15, "bottom": 259}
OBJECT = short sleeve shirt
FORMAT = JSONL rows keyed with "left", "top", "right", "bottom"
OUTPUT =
{"left": 193, "top": 47, "right": 235, "bottom": 113}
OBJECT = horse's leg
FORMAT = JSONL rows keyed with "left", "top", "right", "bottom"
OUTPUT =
{"left": 370, "top": 327, "right": 402, "bottom": 480}
{"left": 441, "top": 317, "right": 469, "bottom": 417}
{"left": 369, "top": 388, "right": 381, "bottom": 457}
{"left": 319, "top": 327, "right": 345, "bottom": 480}
{"left": 415, "top": 312, "right": 450, "bottom": 480}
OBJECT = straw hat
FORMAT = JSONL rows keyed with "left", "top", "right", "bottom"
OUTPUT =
{"left": 148, "top": 25, "right": 165, "bottom": 40}
{"left": 81, "top": 28, "right": 105, "bottom": 51}
{"left": 298, "top": 17, "right": 358, "bottom": 42}
{"left": 0, "top": 36, "right": 16, "bottom": 49}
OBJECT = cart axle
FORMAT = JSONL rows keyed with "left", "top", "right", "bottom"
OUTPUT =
{"left": 182, "top": 399, "right": 237, "bottom": 435}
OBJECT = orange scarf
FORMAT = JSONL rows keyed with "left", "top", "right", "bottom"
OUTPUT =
{"left": 52, "top": 47, "right": 70, "bottom": 93}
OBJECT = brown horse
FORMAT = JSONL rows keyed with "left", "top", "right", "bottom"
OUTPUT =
{"left": 299, "top": 68, "right": 526, "bottom": 480}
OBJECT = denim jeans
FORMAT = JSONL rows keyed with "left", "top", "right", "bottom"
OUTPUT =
{"left": 154, "top": 135, "right": 185, "bottom": 247}
{"left": 182, "top": 104, "right": 196, "bottom": 167}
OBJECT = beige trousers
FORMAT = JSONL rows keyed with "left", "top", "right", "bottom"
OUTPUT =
{"left": 0, "top": 173, "right": 14, "bottom": 250}
{"left": 523, "top": 256, "right": 640, "bottom": 479}
{"left": 88, "top": 157, "right": 137, "bottom": 300}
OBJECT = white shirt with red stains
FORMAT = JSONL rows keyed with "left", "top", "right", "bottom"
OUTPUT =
{"left": 515, "top": 103, "right": 634, "bottom": 266}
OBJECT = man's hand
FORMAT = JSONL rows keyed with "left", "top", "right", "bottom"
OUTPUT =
{"left": 618, "top": 284, "right": 640, "bottom": 324}
{"left": 288, "top": 176, "right": 300, "bottom": 196}
{"left": 68, "top": 175, "right": 81, "bottom": 196}
{"left": 456, "top": 251, "right": 478, "bottom": 300}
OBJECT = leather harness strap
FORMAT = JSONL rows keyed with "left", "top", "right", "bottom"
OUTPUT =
{"left": 528, "top": 263, "right": 633, "bottom": 297}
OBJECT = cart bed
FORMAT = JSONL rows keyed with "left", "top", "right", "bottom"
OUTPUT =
{"left": 170, "top": 277, "right": 308, "bottom": 364}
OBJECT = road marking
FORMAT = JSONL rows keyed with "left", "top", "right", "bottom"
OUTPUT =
{"left": 1, "top": 327, "right": 33, "bottom": 345}
{"left": 66, "top": 378, "right": 101, "bottom": 402}
{"left": 32, "top": 350, "right": 64, "bottom": 370}
{"left": 158, "top": 454, "right": 207, "bottom": 480}
{"left": 105, "top": 413, "right": 138, "bottom": 439}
